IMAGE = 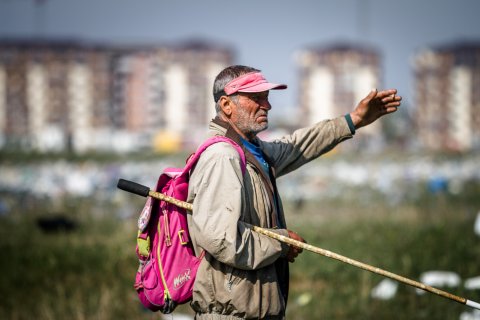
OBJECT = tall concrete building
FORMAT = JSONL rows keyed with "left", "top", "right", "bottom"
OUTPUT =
{"left": 150, "top": 41, "right": 232, "bottom": 150}
{"left": 296, "top": 43, "right": 382, "bottom": 151}
{"left": 413, "top": 41, "right": 480, "bottom": 152}
{"left": 0, "top": 39, "right": 233, "bottom": 153}
{"left": 0, "top": 40, "right": 115, "bottom": 152}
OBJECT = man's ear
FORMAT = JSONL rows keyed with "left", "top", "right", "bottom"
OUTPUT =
{"left": 219, "top": 96, "right": 233, "bottom": 117}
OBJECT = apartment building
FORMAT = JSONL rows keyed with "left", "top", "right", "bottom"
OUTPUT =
{"left": 295, "top": 43, "right": 382, "bottom": 151}
{"left": 150, "top": 42, "right": 232, "bottom": 150}
{"left": 0, "top": 39, "right": 232, "bottom": 153}
{"left": 413, "top": 41, "right": 480, "bottom": 152}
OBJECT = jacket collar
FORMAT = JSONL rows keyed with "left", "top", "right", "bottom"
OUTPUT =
{"left": 210, "top": 117, "right": 276, "bottom": 171}
{"left": 211, "top": 117, "right": 244, "bottom": 147}
{"left": 210, "top": 116, "right": 271, "bottom": 178}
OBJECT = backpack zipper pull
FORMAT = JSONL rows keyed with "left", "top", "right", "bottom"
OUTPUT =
{"left": 163, "top": 208, "right": 172, "bottom": 246}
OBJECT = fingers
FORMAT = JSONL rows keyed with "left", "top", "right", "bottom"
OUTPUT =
{"left": 287, "top": 246, "right": 303, "bottom": 263}
{"left": 286, "top": 229, "right": 306, "bottom": 263}
{"left": 362, "top": 88, "right": 378, "bottom": 104}
{"left": 384, "top": 106, "right": 399, "bottom": 114}
{"left": 376, "top": 89, "right": 397, "bottom": 99}
{"left": 384, "top": 97, "right": 402, "bottom": 111}
{"left": 381, "top": 93, "right": 402, "bottom": 104}
{"left": 375, "top": 89, "right": 401, "bottom": 113}
{"left": 363, "top": 89, "right": 401, "bottom": 107}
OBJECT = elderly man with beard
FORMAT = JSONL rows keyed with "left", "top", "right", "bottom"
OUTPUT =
{"left": 186, "top": 65, "right": 401, "bottom": 319}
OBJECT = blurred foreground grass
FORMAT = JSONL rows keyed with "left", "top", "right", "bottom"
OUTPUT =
{"left": 0, "top": 187, "right": 479, "bottom": 319}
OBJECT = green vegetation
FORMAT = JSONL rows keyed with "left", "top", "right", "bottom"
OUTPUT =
{"left": 284, "top": 195, "right": 480, "bottom": 320}
{"left": 1, "top": 187, "right": 479, "bottom": 319}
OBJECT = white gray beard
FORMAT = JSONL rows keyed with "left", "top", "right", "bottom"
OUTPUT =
{"left": 235, "top": 107, "right": 268, "bottom": 137}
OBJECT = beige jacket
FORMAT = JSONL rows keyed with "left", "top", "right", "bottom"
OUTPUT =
{"left": 187, "top": 116, "right": 353, "bottom": 319}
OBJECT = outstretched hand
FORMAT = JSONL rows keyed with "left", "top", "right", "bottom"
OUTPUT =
{"left": 350, "top": 89, "right": 402, "bottom": 129}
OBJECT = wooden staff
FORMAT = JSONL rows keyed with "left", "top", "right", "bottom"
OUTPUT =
{"left": 117, "top": 178, "right": 480, "bottom": 311}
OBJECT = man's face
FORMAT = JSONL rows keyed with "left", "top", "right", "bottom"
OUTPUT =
{"left": 230, "top": 91, "right": 271, "bottom": 138}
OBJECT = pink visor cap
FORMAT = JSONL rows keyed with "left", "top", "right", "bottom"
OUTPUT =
{"left": 214, "top": 72, "right": 287, "bottom": 102}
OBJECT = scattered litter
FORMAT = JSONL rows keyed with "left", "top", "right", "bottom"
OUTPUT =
{"left": 465, "top": 276, "right": 480, "bottom": 290}
{"left": 371, "top": 279, "right": 398, "bottom": 300}
{"left": 474, "top": 211, "right": 480, "bottom": 237}
{"left": 66, "top": 171, "right": 94, "bottom": 196}
{"left": 296, "top": 292, "right": 312, "bottom": 306}
{"left": 460, "top": 309, "right": 480, "bottom": 320}
{"left": 416, "top": 271, "right": 461, "bottom": 295}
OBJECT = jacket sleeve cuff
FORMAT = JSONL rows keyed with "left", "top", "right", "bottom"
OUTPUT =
{"left": 344, "top": 114, "right": 356, "bottom": 135}
{"left": 269, "top": 228, "right": 291, "bottom": 257}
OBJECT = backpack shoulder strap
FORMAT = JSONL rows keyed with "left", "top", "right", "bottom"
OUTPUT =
{"left": 182, "top": 136, "right": 246, "bottom": 175}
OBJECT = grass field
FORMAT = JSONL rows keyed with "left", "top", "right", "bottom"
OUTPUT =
{"left": 1, "top": 182, "right": 479, "bottom": 319}
{"left": 283, "top": 194, "right": 480, "bottom": 320}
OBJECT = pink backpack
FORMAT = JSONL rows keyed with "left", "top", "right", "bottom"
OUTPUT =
{"left": 133, "top": 136, "right": 246, "bottom": 313}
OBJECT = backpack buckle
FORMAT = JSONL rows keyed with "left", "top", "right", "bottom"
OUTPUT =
{"left": 178, "top": 230, "right": 188, "bottom": 245}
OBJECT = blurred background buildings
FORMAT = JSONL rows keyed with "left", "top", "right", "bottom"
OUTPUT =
{"left": 413, "top": 42, "right": 480, "bottom": 152}
{"left": 296, "top": 43, "right": 382, "bottom": 151}
{"left": 0, "top": 39, "right": 232, "bottom": 153}
{"left": 0, "top": 38, "right": 479, "bottom": 153}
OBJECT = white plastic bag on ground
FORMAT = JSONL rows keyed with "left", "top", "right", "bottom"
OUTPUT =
{"left": 474, "top": 211, "right": 480, "bottom": 237}
{"left": 416, "top": 271, "right": 461, "bottom": 295}
{"left": 465, "top": 276, "right": 480, "bottom": 290}
{"left": 460, "top": 309, "right": 480, "bottom": 320}
{"left": 371, "top": 279, "right": 398, "bottom": 300}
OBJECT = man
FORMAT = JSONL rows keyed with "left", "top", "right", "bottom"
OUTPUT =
{"left": 187, "top": 65, "right": 401, "bottom": 319}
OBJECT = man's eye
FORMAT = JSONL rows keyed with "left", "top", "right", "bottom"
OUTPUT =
{"left": 253, "top": 95, "right": 267, "bottom": 101}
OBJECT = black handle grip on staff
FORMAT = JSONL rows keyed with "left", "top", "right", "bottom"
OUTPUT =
{"left": 117, "top": 178, "right": 150, "bottom": 197}
{"left": 117, "top": 178, "right": 193, "bottom": 210}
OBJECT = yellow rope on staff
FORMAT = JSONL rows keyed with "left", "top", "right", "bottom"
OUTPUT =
{"left": 149, "top": 190, "right": 192, "bottom": 210}
{"left": 143, "top": 188, "right": 479, "bottom": 310}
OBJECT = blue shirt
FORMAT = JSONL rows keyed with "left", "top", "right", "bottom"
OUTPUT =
{"left": 240, "top": 137, "right": 270, "bottom": 175}
{"left": 240, "top": 137, "right": 284, "bottom": 228}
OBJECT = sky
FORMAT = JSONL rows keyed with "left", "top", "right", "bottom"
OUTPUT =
{"left": 1, "top": 0, "right": 480, "bottom": 118}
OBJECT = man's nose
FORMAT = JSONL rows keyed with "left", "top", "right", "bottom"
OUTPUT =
{"left": 260, "top": 99, "right": 272, "bottom": 110}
